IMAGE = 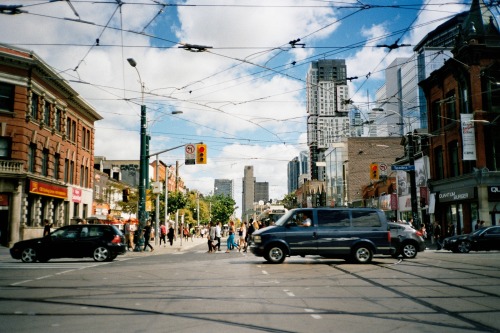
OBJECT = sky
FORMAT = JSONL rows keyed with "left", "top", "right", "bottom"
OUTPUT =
{"left": 1, "top": 0, "right": 486, "bottom": 219}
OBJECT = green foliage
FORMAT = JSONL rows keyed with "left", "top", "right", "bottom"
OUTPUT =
{"left": 209, "top": 194, "right": 236, "bottom": 224}
{"left": 282, "top": 192, "right": 298, "bottom": 210}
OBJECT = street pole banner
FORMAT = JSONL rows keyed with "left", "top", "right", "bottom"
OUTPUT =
{"left": 461, "top": 113, "right": 477, "bottom": 161}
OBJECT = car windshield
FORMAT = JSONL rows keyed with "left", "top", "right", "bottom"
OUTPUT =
{"left": 274, "top": 210, "right": 295, "bottom": 226}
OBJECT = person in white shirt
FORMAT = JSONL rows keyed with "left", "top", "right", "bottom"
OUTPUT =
{"left": 215, "top": 222, "right": 222, "bottom": 252}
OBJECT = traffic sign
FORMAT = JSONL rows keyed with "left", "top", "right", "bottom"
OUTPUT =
{"left": 391, "top": 165, "right": 415, "bottom": 171}
{"left": 185, "top": 144, "right": 195, "bottom": 165}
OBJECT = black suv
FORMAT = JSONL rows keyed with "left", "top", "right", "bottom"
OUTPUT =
{"left": 10, "top": 224, "right": 127, "bottom": 263}
{"left": 249, "top": 208, "right": 393, "bottom": 264}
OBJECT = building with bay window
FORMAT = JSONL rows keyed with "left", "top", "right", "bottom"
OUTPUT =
{"left": 0, "top": 44, "right": 102, "bottom": 246}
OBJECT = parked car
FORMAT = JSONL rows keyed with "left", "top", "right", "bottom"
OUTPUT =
{"left": 10, "top": 224, "right": 127, "bottom": 263}
{"left": 249, "top": 207, "right": 393, "bottom": 264}
{"left": 388, "top": 222, "right": 426, "bottom": 258}
{"left": 443, "top": 226, "right": 500, "bottom": 253}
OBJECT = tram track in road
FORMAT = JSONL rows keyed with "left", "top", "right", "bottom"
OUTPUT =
{"left": 330, "top": 257, "right": 500, "bottom": 332}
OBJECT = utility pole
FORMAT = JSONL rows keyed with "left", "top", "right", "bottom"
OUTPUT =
{"left": 407, "top": 133, "right": 420, "bottom": 230}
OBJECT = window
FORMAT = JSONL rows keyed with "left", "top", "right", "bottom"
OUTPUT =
{"left": 444, "top": 91, "right": 456, "bottom": 125}
{"left": 31, "top": 92, "right": 39, "bottom": 120}
{"left": 70, "top": 160, "right": 74, "bottom": 184}
{"left": 44, "top": 101, "right": 51, "bottom": 126}
{"left": 434, "top": 146, "right": 444, "bottom": 180}
{"left": 0, "top": 138, "right": 11, "bottom": 158}
{"left": 80, "top": 165, "right": 84, "bottom": 186}
{"left": 0, "top": 82, "right": 14, "bottom": 112}
{"left": 28, "top": 144, "right": 36, "bottom": 172}
{"left": 66, "top": 118, "right": 71, "bottom": 139}
{"left": 54, "top": 108, "right": 61, "bottom": 132}
{"left": 64, "top": 158, "right": 69, "bottom": 183}
{"left": 71, "top": 120, "right": 76, "bottom": 142}
{"left": 317, "top": 210, "right": 350, "bottom": 227}
{"left": 448, "top": 141, "right": 459, "bottom": 177}
{"left": 42, "top": 149, "right": 49, "bottom": 176}
{"left": 54, "top": 154, "right": 60, "bottom": 180}
{"left": 431, "top": 101, "right": 441, "bottom": 131}
{"left": 352, "top": 210, "right": 381, "bottom": 227}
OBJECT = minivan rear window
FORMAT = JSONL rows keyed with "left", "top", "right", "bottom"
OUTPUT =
{"left": 317, "top": 210, "right": 350, "bottom": 227}
{"left": 352, "top": 211, "right": 381, "bottom": 227}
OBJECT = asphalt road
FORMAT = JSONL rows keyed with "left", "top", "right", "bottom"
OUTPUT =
{"left": 1, "top": 239, "right": 499, "bottom": 333}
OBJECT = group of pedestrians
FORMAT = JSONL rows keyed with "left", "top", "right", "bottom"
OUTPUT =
{"left": 123, "top": 220, "right": 175, "bottom": 252}
{"left": 205, "top": 219, "right": 259, "bottom": 253}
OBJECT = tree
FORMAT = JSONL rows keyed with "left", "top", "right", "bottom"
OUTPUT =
{"left": 209, "top": 194, "right": 236, "bottom": 224}
{"left": 282, "top": 192, "right": 298, "bottom": 210}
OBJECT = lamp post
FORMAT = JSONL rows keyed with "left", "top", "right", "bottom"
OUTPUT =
{"left": 127, "top": 58, "right": 147, "bottom": 251}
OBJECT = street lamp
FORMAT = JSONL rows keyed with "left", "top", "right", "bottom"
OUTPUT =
{"left": 127, "top": 58, "right": 147, "bottom": 251}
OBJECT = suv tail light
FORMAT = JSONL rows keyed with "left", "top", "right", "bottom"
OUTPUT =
{"left": 415, "top": 230, "right": 423, "bottom": 237}
{"left": 387, "top": 231, "right": 391, "bottom": 242}
{"left": 111, "top": 235, "right": 122, "bottom": 244}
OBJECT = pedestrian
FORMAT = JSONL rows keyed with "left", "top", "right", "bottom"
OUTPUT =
{"left": 245, "top": 219, "right": 256, "bottom": 253}
{"left": 43, "top": 219, "right": 52, "bottom": 237}
{"left": 215, "top": 221, "right": 222, "bottom": 251}
{"left": 167, "top": 223, "right": 175, "bottom": 246}
{"left": 207, "top": 222, "right": 217, "bottom": 253}
{"left": 225, "top": 221, "right": 240, "bottom": 253}
{"left": 474, "top": 221, "right": 479, "bottom": 230}
{"left": 479, "top": 220, "right": 485, "bottom": 228}
{"left": 420, "top": 224, "right": 427, "bottom": 239}
{"left": 160, "top": 223, "right": 167, "bottom": 247}
{"left": 433, "top": 221, "right": 442, "bottom": 250}
{"left": 143, "top": 221, "right": 154, "bottom": 252}
{"left": 183, "top": 226, "right": 189, "bottom": 241}
{"left": 238, "top": 222, "right": 247, "bottom": 252}
{"left": 124, "top": 220, "right": 134, "bottom": 251}
{"left": 446, "top": 222, "right": 455, "bottom": 237}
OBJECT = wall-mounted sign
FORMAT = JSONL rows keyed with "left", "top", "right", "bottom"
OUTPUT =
{"left": 29, "top": 180, "right": 67, "bottom": 199}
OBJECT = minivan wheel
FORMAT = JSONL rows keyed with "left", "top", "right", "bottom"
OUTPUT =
{"left": 264, "top": 245, "right": 286, "bottom": 264}
{"left": 93, "top": 246, "right": 110, "bottom": 262}
{"left": 402, "top": 243, "right": 417, "bottom": 259}
{"left": 21, "top": 247, "right": 37, "bottom": 263}
{"left": 351, "top": 245, "right": 373, "bottom": 264}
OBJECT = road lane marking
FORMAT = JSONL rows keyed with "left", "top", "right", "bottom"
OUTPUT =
{"left": 305, "top": 308, "right": 322, "bottom": 319}
{"left": 10, "top": 280, "right": 32, "bottom": 286}
{"left": 262, "top": 270, "right": 268, "bottom": 275}
{"left": 284, "top": 289, "right": 295, "bottom": 297}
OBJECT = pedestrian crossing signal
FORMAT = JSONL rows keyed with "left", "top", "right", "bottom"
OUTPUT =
{"left": 196, "top": 144, "right": 207, "bottom": 164}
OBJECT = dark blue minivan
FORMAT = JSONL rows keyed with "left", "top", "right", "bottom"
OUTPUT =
{"left": 249, "top": 208, "right": 393, "bottom": 264}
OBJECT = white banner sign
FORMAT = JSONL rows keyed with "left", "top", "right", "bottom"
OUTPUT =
{"left": 461, "top": 113, "right": 477, "bottom": 161}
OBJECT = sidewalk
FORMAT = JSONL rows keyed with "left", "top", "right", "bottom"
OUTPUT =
{"left": 124, "top": 236, "right": 206, "bottom": 258}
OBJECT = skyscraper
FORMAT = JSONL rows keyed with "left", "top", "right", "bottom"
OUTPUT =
{"left": 306, "top": 59, "right": 350, "bottom": 181}
{"left": 287, "top": 157, "right": 300, "bottom": 194}
{"left": 214, "top": 179, "right": 233, "bottom": 198}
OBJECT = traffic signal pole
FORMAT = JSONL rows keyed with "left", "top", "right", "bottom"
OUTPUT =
{"left": 407, "top": 133, "right": 420, "bottom": 230}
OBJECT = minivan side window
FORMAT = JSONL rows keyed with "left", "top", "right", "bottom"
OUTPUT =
{"left": 317, "top": 210, "right": 350, "bottom": 227}
{"left": 352, "top": 211, "right": 382, "bottom": 227}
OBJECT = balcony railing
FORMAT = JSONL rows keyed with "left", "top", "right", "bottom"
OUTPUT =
{"left": 0, "top": 160, "right": 24, "bottom": 174}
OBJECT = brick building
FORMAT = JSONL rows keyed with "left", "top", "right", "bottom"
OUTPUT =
{"left": 0, "top": 44, "right": 102, "bottom": 246}
{"left": 420, "top": 0, "right": 500, "bottom": 234}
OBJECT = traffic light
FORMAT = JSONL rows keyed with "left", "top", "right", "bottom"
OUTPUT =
{"left": 370, "top": 163, "right": 379, "bottom": 180}
{"left": 196, "top": 143, "right": 207, "bottom": 164}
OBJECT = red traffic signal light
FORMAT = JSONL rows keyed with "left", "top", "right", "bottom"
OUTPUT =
{"left": 196, "top": 144, "right": 207, "bottom": 164}
{"left": 370, "top": 163, "right": 379, "bottom": 180}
